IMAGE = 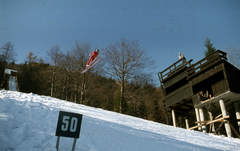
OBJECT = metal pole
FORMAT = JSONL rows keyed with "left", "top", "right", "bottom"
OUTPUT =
{"left": 56, "top": 136, "right": 60, "bottom": 151}
{"left": 219, "top": 99, "right": 232, "bottom": 137}
{"left": 72, "top": 138, "right": 77, "bottom": 151}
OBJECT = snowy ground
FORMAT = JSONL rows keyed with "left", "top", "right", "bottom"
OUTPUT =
{"left": 1, "top": 90, "right": 240, "bottom": 151}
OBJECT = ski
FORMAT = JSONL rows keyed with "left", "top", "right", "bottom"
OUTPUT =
{"left": 81, "top": 58, "right": 101, "bottom": 74}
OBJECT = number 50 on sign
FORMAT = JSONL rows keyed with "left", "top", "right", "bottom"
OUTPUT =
{"left": 56, "top": 111, "right": 83, "bottom": 138}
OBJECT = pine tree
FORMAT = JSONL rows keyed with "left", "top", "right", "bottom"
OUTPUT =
{"left": 204, "top": 38, "right": 216, "bottom": 57}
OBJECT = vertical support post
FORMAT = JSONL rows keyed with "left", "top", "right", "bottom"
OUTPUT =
{"left": 185, "top": 118, "right": 189, "bottom": 129}
{"left": 219, "top": 99, "right": 232, "bottom": 137}
{"left": 56, "top": 136, "right": 60, "bottom": 151}
{"left": 172, "top": 109, "right": 176, "bottom": 127}
{"left": 195, "top": 108, "right": 202, "bottom": 131}
{"left": 199, "top": 108, "right": 207, "bottom": 133}
{"left": 208, "top": 111, "right": 215, "bottom": 133}
{"left": 234, "top": 102, "right": 240, "bottom": 132}
{"left": 166, "top": 114, "right": 169, "bottom": 125}
{"left": 72, "top": 138, "right": 77, "bottom": 151}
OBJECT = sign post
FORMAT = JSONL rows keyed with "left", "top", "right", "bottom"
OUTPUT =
{"left": 55, "top": 111, "right": 83, "bottom": 151}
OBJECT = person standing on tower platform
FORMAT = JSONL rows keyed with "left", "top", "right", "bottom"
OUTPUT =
{"left": 179, "top": 53, "right": 191, "bottom": 66}
{"left": 179, "top": 53, "right": 186, "bottom": 60}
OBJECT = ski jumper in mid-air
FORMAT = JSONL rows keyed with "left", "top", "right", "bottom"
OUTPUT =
{"left": 81, "top": 49, "right": 100, "bottom": 74}
{"left": 86, "top": 49, "right": 99, "bottom": 66}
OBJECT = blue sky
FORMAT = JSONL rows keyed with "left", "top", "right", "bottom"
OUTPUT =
{"left": 1, "top": 0, "right": 240, "bottom": 85}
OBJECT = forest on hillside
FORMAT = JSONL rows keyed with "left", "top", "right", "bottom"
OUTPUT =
{"left": 1, "top": 38, "right": 239, "bottom": 126}
{"left": 0, "top": 39, "right": 168, "bottom": 124}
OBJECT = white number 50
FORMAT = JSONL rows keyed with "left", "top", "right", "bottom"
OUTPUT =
{"left": 61, "top": 116, "right": 78, "bottom": 132}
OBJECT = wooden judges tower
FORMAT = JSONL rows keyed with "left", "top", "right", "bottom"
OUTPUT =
{"left": 158, "top": 50, "right": 240, "bottom": 138}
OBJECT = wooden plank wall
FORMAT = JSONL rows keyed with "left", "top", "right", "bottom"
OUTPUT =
{"left": 224, "top": 62, "right": 240, "bottom": 93}
{"left": 190, "top": 63, "right": 224, "bottom": 86}
{"left": 165, "top": 83, "right": 192, "bottom": 108}
{"left": 212, "top": 79, "right": 229, "bottom": 96}
{"left": 164, "top": 71, "right": 188, "bottom": 88}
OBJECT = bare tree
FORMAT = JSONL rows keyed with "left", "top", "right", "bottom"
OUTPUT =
{"left": 71, "top": 41, "right": 91, "bottom": 103}
{"left": 103, "top": 38, "right": 156, "bottom": 113}
{"left": 226, "top": 46, "right": 240, "bottom": 69}
{"left": 0, "top": 42, "right": 17, "bottom": 83}
{"left": 47, "top": 45, "right": 64, "bottom": 97}
{"left": 0, "top": 42, "right": 17, "bottom": 63}
{"left": 59, "top": 51, "right": 75, "bottom": 101}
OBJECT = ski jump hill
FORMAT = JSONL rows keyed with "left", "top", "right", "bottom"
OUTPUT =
{"left": 1, "top": 69, "right": 18, "bottom": 92}
{"left": 1, "top": 90, "right": 240, "bottom": 151}
{"left": 8, "top": 76, "right": 17, "bottom": 91}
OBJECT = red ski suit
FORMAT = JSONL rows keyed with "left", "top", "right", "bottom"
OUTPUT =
{"left": 86, "top": 51, "right": 99, "bottom": 65}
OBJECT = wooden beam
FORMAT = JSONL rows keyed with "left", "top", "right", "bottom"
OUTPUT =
{"left": 185, "top": 118, "right": 189, "bottom": 129}
{"left": 172, "top": 108, "right": 190, "bottom": 114}
{"left": 195, "top": 120, "right": 224, "bottom": 124}
{"left": 227, "top": 121, "right": 240, "bottom": 139}
{"left": 189, "top": 115, "right": 230, "bottom": 130}
{"left": 172, "top": 109, "right": 176, "bottom": 127}
{"left": 215, "top": 114, "right": 223, "bottom": 120}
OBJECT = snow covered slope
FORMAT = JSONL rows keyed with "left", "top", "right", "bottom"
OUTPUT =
{"left": 0, "top": 90, "right": 240, "bottom": 151}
